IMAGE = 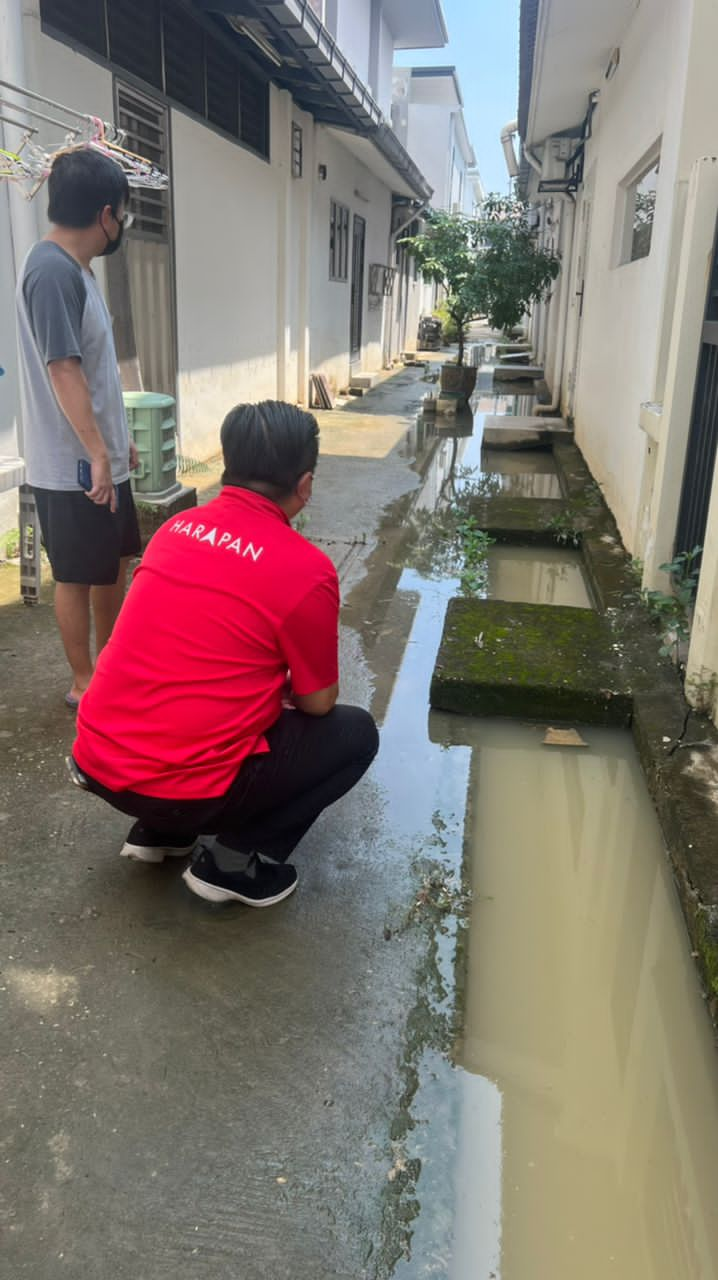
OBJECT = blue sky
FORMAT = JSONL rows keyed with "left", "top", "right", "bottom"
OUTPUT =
{"left": 395, "top": 0, "right": 520, "bottom": 196}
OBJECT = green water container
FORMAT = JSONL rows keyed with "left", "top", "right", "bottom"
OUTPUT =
{"left": 123, "top": 392, "right": 179, "bottom": 497}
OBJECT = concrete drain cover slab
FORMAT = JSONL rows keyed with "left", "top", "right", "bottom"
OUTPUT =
{"left": 430, "top": 598, "right": 632, "bottom": 726}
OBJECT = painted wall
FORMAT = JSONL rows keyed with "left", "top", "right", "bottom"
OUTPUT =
{"left": 310, "top": 126, "right": 392, "bottom": 391}
{"left": 335, "top": 0, "right": 372, "bottom": 84}
{"left": 171, "top": 106, "right": 280, "bottom": 459}
{"left": 404, "top": 103, "right": 450, "bottom": 209}
{"left": 375, "top": 15, "right": 395, "bottom": 118}
{"left": 556, "top": 0, "right": 690, "bottom": 548}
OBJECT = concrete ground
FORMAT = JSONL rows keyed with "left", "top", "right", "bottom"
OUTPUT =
{"left": 0, "top": 364, "right": 458, "bottom": 1278}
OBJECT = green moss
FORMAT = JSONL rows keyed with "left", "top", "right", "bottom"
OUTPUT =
{"left": 431, "top": 598, "right": 631, "bottom": 725}
{"left": 695, "top": 908, "right": 718, "bottom": 997}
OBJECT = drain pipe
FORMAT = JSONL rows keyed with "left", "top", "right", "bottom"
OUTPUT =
{"left": 523, "top": 144, "right": 543, "bottom": 176}
{"left": 501, "top": 120, "right": 519, "bottom": 179}
{"left": 535, "top": 195, "right": 576, "bottom": 416}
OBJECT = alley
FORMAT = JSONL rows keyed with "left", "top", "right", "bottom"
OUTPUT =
{"left": 3, "top": 365, "right": 718, "bottom": 1277}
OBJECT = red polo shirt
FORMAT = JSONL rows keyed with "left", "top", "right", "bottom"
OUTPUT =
{"left": 73, "top": 487, "right": 339, "bottom": 798}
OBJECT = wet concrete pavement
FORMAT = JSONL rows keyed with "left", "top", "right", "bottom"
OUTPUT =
{"left": 3, "top": 355, "right": 718, "bottom": 1277}
{"left": 0, "top": 365, "right": 449, "bottom": 1278}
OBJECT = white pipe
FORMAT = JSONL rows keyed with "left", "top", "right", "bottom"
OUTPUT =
{"left": 500, "top": 119, "right": 519, "bottom": 179}
{"left": 535, "top": 196, "right": 576, "bottom": 416}
{"left": 523, "top": 144, "right": 543, "bottom": 176}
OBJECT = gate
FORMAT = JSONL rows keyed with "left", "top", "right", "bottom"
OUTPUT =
{"left": 675, "top": 218, "right": 718, "bottom": 561}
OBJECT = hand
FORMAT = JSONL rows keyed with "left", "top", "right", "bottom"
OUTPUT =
{"left": 129, "top": 440, "right": 140, "bottom": 471}
{"left": 87, "top": 454, "right": 117, "bottom": 512}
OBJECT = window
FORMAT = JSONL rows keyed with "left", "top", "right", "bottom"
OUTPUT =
{"left": 239, "top": 64, "right": 269, "bottom": 155}
{"left": 39, "top": 0, "right": 270, "bottom": 158}
{"left": 163, "top": 4, "right": 205, "bottom": 116}
{"left": 619, "top": 150, "right": 660, "bottom": 264}
{"left": 117, "top": 85, "right": 170, "bottom": 239}
{"left": 291, "top": 123, "right": 303, "bottom": 179}
{"left": 329, "top": 200, "right": 350, "bottom": 280}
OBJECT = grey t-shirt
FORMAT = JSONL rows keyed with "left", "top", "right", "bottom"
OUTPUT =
{"left": 16, "top": 241, "right": 129, "bottom": 489}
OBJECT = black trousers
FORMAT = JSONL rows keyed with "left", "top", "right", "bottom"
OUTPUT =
{"left": 79, "top": 705, "right": 379, "bottom": 863}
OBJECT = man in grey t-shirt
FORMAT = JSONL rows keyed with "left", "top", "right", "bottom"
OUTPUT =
{"left": 16, "top": 149, "right": 141, "bottom": 709}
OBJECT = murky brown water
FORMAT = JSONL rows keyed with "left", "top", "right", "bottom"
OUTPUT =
{"left": 373, "top": 562, "right": 718, "bottom": 1279}
{"left": 487, "top": 545, "right": 592, "bottom": 608}
{"left": 455, "top": 719, "right": 718, "bottom": 1279}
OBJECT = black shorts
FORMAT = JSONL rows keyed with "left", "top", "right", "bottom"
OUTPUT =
{"left": 33, "top": 480, "right": 142, "bottom": 585}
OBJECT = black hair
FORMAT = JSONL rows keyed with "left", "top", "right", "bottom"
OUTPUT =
{"left": 47, "top": 149, "right": 130, "bottom": 229}
{"left": 220, "top": 401, "right": 320, "bottom": 498}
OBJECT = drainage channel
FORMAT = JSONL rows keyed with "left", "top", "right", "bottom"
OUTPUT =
{"left": 349, "top": 426, "right": 718, "bottom": 1278}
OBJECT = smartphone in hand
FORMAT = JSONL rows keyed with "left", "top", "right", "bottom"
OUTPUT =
{"left": 77, "top": 458, "right": 118, "bottom": 505}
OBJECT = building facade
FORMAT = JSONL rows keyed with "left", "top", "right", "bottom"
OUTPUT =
{"left": 0, "top": 0, "right": 447, "bottom": 527}
{"left": 514, "top": 0, "right": 718, "bottom": 720}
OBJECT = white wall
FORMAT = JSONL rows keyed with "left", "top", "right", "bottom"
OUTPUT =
{"left": 171, "top": 105, "right": 280, "bottom": 459}
{"left": 406, "top": 103, "right": 450, "bottom": 209}
{"left": 310, "top": 127, "right": 392, "bottom": 390}
{"left": 560, "top": 0, "right": 690, "bottom": 548}
{"left": 375, "top": 15, "right": 395, "bottom": 118}
{"left": 336, "top": 0, "right": 372, "bottom": 84}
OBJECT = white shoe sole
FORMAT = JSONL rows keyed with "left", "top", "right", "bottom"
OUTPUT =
{"left": 120, "top": 841, "right": 197, "bottom": 864}
{"left": 181, "top": 866, "right": 298, "bottom": 907}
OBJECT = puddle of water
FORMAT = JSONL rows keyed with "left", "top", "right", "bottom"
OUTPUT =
{"left": 472, "top": 387, "right": 538, "bottom": 416}
{"left": 353, "top": 520, "right": 718, "bottom": 1277}
{"left": 456, "top": 719, "right": 718, "bottom": 1280}
{"left": 487, "top": 545, "right": 593, "bottom": 609}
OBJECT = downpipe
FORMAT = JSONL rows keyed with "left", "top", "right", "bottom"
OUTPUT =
{"left": 535, "top": 195, "right": 576, "bottom": 417}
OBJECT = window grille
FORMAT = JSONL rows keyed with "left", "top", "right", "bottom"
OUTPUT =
{"left": 116, "top": 85, "right": 170, "bottom": 239}
{"left": 240, "top": 64, "right": 269, "bottom": 155}
{"left": 291, "top": 123, "right": 303, "bottom": 179}
{"left": 40, "top": 0, "right": 106, "bottom": 56}
{"left": 330, "top": 200, "right": 349, "bottom": 281}
{"left": 107, "top": 0, "right": 162, "bottom": 90}
{"left": 206, "top": 35, "right": 240, "bottom": 137}
{"left": 163, "top": 4, "right": 206, "bottom": 116}
{"left": 39, "top": 0, "right": 268, "bottom": 157}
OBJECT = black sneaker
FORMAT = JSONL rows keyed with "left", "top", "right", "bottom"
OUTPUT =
{"left": 182, "top": 845, "right": 298, "bottom": 907}
{"left": 120, "top": 821, "right": 198, "bottom": 864}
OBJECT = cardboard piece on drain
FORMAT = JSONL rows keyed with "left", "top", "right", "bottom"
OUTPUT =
{"left": 543, "top": 727, "right": 588, "bottom": 748}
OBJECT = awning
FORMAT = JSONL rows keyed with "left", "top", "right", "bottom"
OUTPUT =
{"left": 196, "top": 0, "right": 433, "bottom": 199}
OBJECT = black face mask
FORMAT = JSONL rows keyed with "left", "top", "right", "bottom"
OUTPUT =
{"left": 101, "top": 217, "right": 124, "bottom": 257}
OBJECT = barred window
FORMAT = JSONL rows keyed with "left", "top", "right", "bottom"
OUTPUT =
{"left": 330, "top": 200, "right": 350, "bottom": 281}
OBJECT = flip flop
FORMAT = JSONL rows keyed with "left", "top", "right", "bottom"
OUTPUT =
{"left": 64, "top": 692, "right": 80, "bottom": 710}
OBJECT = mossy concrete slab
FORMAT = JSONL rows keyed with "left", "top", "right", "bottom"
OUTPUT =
{"left": 466, "top": 496, "right": 574, "bottom": 545}
{"left": 431, "top": 598, "right": 631, "bottom": 725}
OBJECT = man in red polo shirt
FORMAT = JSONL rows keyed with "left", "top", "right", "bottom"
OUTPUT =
{"left": 72, "top": 401, "right": 379, "bottom": 906}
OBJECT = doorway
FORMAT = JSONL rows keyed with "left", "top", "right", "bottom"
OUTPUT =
{"left": 111, "top": 81, "right": 177, "bottom": 400}
{"left": 350, "top": 214, "right": 366, "bottom": 363}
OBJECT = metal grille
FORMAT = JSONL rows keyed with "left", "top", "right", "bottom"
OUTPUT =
{"left": 675, "top": 342, "right": 718, "bottom": 560}
{"left": 163, "top": 5, "right": 206, "bottom": 116}
{"left": 40, "top": 0, "right": 268, "bottom": 156}
{"left": 206, "top": 35, "right": 239, "bottom": 136}
{"left": 41, "top": 0, "right": 107, "bottom": 56}
{"left": 117, "top": 85, "right": 169, "bottom": 238}
{"left": 115, "top": 83, "right": 176, "bottom": 400}
{"left": 107, "top": 0, "right": 162, "bottom": 89}
{"left": 240, "top": 65, "right": 269, "bottom": 155}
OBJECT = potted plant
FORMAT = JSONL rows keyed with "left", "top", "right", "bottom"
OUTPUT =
{"left": 401, "top": 197, "right": 560, "bottom": 404}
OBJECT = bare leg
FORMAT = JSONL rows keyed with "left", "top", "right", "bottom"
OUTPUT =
{"left": 91, "top": 556, "right": 131, "bottom": 655}
{"left": 54, "top": 582, "right": 93, "bottom": 701}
